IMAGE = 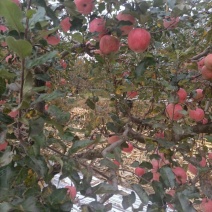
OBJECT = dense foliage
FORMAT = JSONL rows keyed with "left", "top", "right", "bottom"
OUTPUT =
{"left": 0, "top": 0, "right": 212, "bottom": 211}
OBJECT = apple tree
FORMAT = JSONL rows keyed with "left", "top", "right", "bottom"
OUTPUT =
{"left": 0, "top": 0, "right": 212, "bottom": 211}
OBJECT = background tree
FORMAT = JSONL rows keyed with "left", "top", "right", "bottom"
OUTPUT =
{"left": 0, "top": 0, "right": 212, "bottom": 211}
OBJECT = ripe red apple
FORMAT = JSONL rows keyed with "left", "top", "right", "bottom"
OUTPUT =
{"left": 89, "top": 18, "right": 106, "bottom": 37}
{"left": 199, "top": 157, "right": 206, "bottom": 167}
{"left": 45, "top": 81, "right": 52, "bottom": 88}
{"left": 65, "top": 185, "right": 77, "bottom": 200}
{"left": 163, "top": 17, "right": 179, "bottom": 29}
{"left": 0, "top": 25, "right": 8, "bottom": 32}
{"left": 177, "top": 88, "right": 187, "bottom": 103}
{"left": 99, "top": 35, "right": 120, "bottom": 55}
{"left": 135, "top": 167, "right": 145, "bottom": 177}
{"left": 0, "top": 142, "right": 8, "bottom": 151}
{"left": 60, "top": 17, "right": 71, "bottom": 32}
{"left": 45, "top": 35, "right": 60, "bottom": 45}
{"left": 155, "top": 132, "right": 164, "bottom": 138}
{"left": 172, "top": 167, "right": 187, "bottom": 184}
{"left": 127, "top": 91, "right": 138, "bottom": 99}
{"left": 197, "top": 58, "right": 205, "bottom": 70}
{"left": 201, "top": 66, "right": 212, "bottom": 80}
{"left": 60, "top": 78, "right": 67, "bottom": 85}
{"left": 204, "top": 54, "right": 212, "bottom": 70}
{"left": 200, "top": 198, "right": 212, "bottom": 212}
{"left": 208, "top": 153, "right": 212, "bottom": 160}
{"left": 192, "top": 89, "right": 204, "bottom": 101}
{"left": 8, "top": 110, "right": 18, "bottom": 118}
{"left": 189, "top": 107, "right": 204, "bottom": 122}
{"left": 116, "top": 12, "right": 135, "bottom": 35}
{"left": 60, "top": 60, "right": 67, "bottom": 69}
{"left": 202, "top": 118, "right": 208, "bottom": 124}
{"left": 0, "top": 100, "right": 6, "bottom": 105}
{"left": 188, "top": 163, "right": 197, "bottom": 175}
{"left": 74, "top": 0, "right": 94, "bottom": 15}
{"left": 166, "top": 103, "right": 184, "bottom": 121}
{"left": 122, "top": 143, "right": 133, "bottom": 153}
{"left": 45, "top": 104, "right": 49, "bottom": 111}
{"left": 128, "top": 28, "right": 151, "bottom": 53}
{"left": 166, "top": 189, "right": 175, "bottom": 209}
{"left": 113, "top": 160, "right": 120, "bottom": 166}
{"left": 108, "top": 135, "right": 120, "bottom": 144}
{"left": 151, "top": 170, "right": 160, "bottom": 182}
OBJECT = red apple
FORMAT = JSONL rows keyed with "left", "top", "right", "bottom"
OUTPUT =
{"left": 8, "top": 110, "right": 18, "bottom": 118}
{"left": 108, "top": 135, "right": 120, "bottom": 144}
{"left": 74, "top": 0, "right": 94, "bottom": 15}
{"left": 45, "top": 81, "right": 52, "bottom": 88}
{"left": 65, "top": 185, "right": 77, "bottom": 200}
{"left": 201, "top": 66, "right": 212, "bottom": 80}
{"left": 122, "top": 143, "right": 133, "bottom": 153}
{"left": 60, "top": 17, "right": 71, "bottom": 32}
{"left": 197, "top": 58, "right": 205, "bottom": 70}
{"left": 204, "top": 54, "right": 212, "bottom": 70}
{"left": 99, "top": 35, "right": 120, "bottom": 55}
{"left": 155, "top": 132, "right": 164, "bottom": 138}
{"left": 0, "top": 142, "right": 8, "bottom": 151}
{"left": 208, "top": 153, "right": 212, "bottom": 160}
{"left": 166, "top": 103, "right": 184, "bottom": 121}
{"left": 152, "top": 170, "right": 160, "bottom": 182}
{"left": 45, "top": 104, "right": 49, "bottom": 111}
{"left": 0, "top": 25, "right": 8, "bottom": 33}
{"left": 60, "top": 78, "right": 67, "bottom": 85}
{"left": 60, "top": 60, "right": 67, "bottom": 69}
{"left": 113, "top": 160, "right": 120, "bottom": 167}
{"left": 200, "top": 198, "right": 212, "bottom": 212}
{"left": 202, "top": 118, "right": 208, "bottom": 124}
{"left": 199, "top": 157, "right": 206, "bottom": 167}
{"left": 135, "top": 167, "right": 145, "bottom": 177}
{"left": 0, "top": 100, "right": 6, "bottom": 105}
{"left": 163, "top": 17, "right": 179, "bottom": 29}
{"left": 45, "top": 35, "right": 60, "bottom": 46}
{"left": 188, "top": 163, "right": 197, "bottom": 175}
{"left": 172, "top": 167, "right": 187, "bottom": 184}
{"left": 177, "top": 88, "right": 187, "bottom": 103}
{"left": 116, "top": 12, "right": 135, "bottom": 35}
{"left": 128, "top": 28, "right": 151, "bottom": 53}
{"left": 166, "top": 189, "right": 175, "bottom": 209}
{"left": 192, "top": 89, "right": 204, "bottom": 101}
{"left": 89, "top": 18, "right": 106, "bottom": 38}
{"left": 189, "top": 107, "right": 204, "bottom": 122}
{"left": 127, "top": 91, "right": 138, "bottom": 99}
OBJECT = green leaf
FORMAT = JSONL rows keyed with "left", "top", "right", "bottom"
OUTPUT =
{"left": 122, "top": 192, "right": 136, "bottom": 210}
{"left": 167, "top": 0, "right": 176, "bottom": 9}
{"left": 6, "top": 37, "right": 32, "bottom": 59}
{"left": 21, "top": 197, "right": 40, "bottom": 212}
{"left": 32, "top": 90, "right": 65, "bottom": 105}
{"left": 85, "top": 98, "right": 95, "bottom": 110}
{"left": 0, "top": 148, "right": 13, "bottom": 167}
{"left": 0, "top": 0, "right": 24, "bottom": 32}
{"left": 72, "top": 32, "right": 83, "bottom": 43}
{"left": 131, "top": 184, "right": 149, "bottom": 205}
{"left": 68, "top": 140, "right": 95, "bottom": 154}
{"left": 29, "top": 117, "right": 46, "bottom": 146}
{"left": 0, "top": 202, "right": 13, "bottom": 211}
{"left": 0, "top": 70, "right": 16, "bottom": 79}
{"left": 152, "top": 181, "right": 165, "bottom": 197}
{"left": 92, "top": 182, "right": 118, "bottom": 194}
{"left": 24, "top": 155, "right": 48, "bottom": 178}
{"left": 139, "top": 172, "right": 153, "bottom": 185}
{"left": 47, "top": 188, "right": 68, "bottom": 205}
{"left": 26, "top": 51, "right": 57, "bottom": 68}
{"left": 0, "top": 111, "right": 14, "bottom": 125}
{"left": 175, "top": 192, "right": 196, "bottom": 212}
{"left": 28, "top": 6, "right": 46, "bottom": 28}
{"left": 139, "top": 161, "right": 153, "bottom": 169}
{"left": 48, "top": 105, "right": 70, "bottom": 125}
{"left": 0, "top": 78, "right": 6, "bottom": 97}
{"left": 99, "top": 158, "right": 119, "bottom": 170}
{"left": 159, "top": 166, "right": 176, "bottom": 188}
